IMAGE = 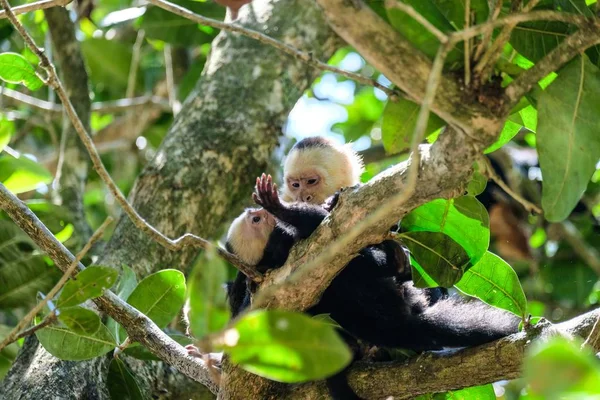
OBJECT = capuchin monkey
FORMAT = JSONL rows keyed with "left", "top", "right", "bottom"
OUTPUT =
{"left": 226, "top": 174, "right": 520, "bottom": 400}
{"left": 281, "top": 136, "right": 446, "bottom": 302}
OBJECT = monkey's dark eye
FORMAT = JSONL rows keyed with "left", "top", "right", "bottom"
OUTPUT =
{"left": 307, "top": 178, "right": 318, "bottom": 185}
{"left": 292, "top": 182, "right": 300, "bottom": 188}
{"left": 252, "top": 216, "right": 261, "bottom": 224}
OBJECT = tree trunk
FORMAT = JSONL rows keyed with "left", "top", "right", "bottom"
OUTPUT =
{"left": 0, "top": 0, "right": 338, "bottom": 398}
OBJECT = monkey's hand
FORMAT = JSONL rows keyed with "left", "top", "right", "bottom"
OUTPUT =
{"left": 253, "top": 173, "right": 282, "bottom": 212}
{"left": 323, "top": 191, "right": 341, "bottom": 212}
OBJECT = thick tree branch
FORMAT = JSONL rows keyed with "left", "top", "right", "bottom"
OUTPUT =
{"left": 286, "top": 308, "right": 600, "bottom": 399}
{"left": 0, "top": 182, "right": 219, "bottom": 394}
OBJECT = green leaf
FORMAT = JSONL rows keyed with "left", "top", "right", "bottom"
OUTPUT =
{"left": 0, "top": 52, "right": 43, "bottom": 90}
{"left": 400, "top": 231, "right": 471, "bottom": 287}
{"left": 107, "top": 358, "right": 145, "bottom": 400}
{"left": 80, "top": 39, "right": 137, "bottom": 93}
{"left": 455, "top": 252, "right": 527, "bottom": 318}
{"left": 466, "top": 163, "right": 487, "bottom": 196}
{"left": 220, "top": 310, "right": 352, "bottom": 383}
{"left": 415, "top": 384, "right": 496, "bottom": 400}
{"left": 57, "top": 266, "right": 119, "bottom": 308}
{"left": 524, "top": 337, "right": 600, "bottom": 398}
{"left": 35, "top": 322, "right": 116, "bottom": 361}
{"left": 123, "top": 334, "right": 192, "bottom": 361}
{"left": 116, "top": 265, "right": 137, "bottom": 301}
{"left": 0, "top": 221, "right": 60, "bottom": 309}
{"left": 510, "top": 20, "right": 570, "bottom": 63}
{"left": 58, "top": 306, "right": 101, "bottom": 335}
{"left": 0, "top": 117, "right": 13, "bottom": 153}
{"left": 125, "top": 269, "right": 186, "bottom": 328}
{"left": 431, "top": 0, "right": 489, "bottom": 28}
{"left": 386, "top": 0, "right": 462, "bottom": 67}
{"left": 0, "top": 155, "right": 53, "bottom": 194}
{"left": 484, "top": 120, "right": 522, "bottom": 154}
{"left": 537, "top": 56, "right": 600, "bottom": 221}
{"left": 54, "top": 223, "right": 74, "bottom": 244}
{"left": 519, "top": 104, "right": 538, "bottom": 132}
{"left": 401, "top": 196, "right": 490, "bottom": 266}
{"left": 381, "top": 98, "right": 446, "bottom": 154}
{"left": 187, "top": 250, "right": 230, "bottom": 338}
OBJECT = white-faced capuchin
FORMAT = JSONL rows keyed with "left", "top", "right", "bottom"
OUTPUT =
{"left": 225, "top": 174, "right": 519, "bottom": 400}
{"left": 281, "top": 136, "right": 447, "bottom": 302}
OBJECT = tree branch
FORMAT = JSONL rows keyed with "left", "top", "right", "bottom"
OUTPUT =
{"left": 145, "top": 0, "right": 402, "bottom": 100}
{"left": 0, "top": 0, "right": 70, "bottom": 18}
{"left": 505, "top": 27, "right": 600, "bottom": 104}
{"left": 287, "top": 309, "right": 600, "bottom": 399}
{"left": 0, "top": 182, "right": 219, "bottom": 394}
{"left": 0, "top": 0, "right": 262, "bottom": 282}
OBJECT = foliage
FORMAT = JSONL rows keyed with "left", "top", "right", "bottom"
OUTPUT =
{"left": 0, "top": 0, "right": 599, "bottom": 397}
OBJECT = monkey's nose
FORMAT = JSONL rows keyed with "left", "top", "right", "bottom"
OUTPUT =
{"left": 304, "top": 195, "right": 313, "bottom": 202}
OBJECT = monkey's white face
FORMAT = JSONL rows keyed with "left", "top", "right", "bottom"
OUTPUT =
{"left": 285, "top": 170, "right": 326, "bottom": 204}
{"left": 226, "top": 208, "right": 276, "bottom": 266}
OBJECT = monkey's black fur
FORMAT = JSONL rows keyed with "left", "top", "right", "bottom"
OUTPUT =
{"left": 227, "top": 177, "right": 519, "bottom": 399}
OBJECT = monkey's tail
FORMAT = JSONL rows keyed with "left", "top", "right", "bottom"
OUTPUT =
{"left": 417, "top": 296, "right": 520, "bottom": 349}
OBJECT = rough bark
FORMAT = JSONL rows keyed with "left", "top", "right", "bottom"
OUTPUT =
{"left": 0, "top": 0, "right": 338, "bottom": 398}
{"left": 45, "top": 6, "right": 93, "bottom": 242}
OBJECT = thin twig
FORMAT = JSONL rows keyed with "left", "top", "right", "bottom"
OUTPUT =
{"left": 164, "top": 44, "right": 181, "bottom": 115}
{"left": 126, "top": 29, "right": 145, "bottom": 99}
{"left": 474, "top": 0, "right": 503, "bottom": 61}
{"left": 0, "top": 0, "right": 71, "bottom": 18}
{"left": 383, "top": 0, "right": 448, "bottom": 43}
{"left": 582, "top": 315, "right": 600, "bottom": 351}
{"left": 1, "top": 87, "right": 171, "bottom": 114}
{"left": 254, "top": 40, "right": 455, "bottom": 308}
{"left": 145, "top": 0, "right": 402, "bottom": 100}
{"left": 480, "top": 156, "right": 542, "bottom": 214}
{"left": 0, "top": 217, "right": 113, "bottom": 352}
{"left": 12, "top": 312, "right": 57, "bottom": 343}
{"left": 0, "top": 183, "right": 217, "bottom": 392}
{"left": 474, "top": 0, "right": 541, "bottom": 82}
{"left": 464, "top": 0, "right": 471, "bottom": 85}
{"left": 1, "top": 0, "right": 261, "bottom": 282}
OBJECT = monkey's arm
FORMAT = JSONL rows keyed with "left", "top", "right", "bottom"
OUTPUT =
{"left": 254, "top": 174, "right": 327, "bottom": 239}
{"left": 227, "top": 271, "right": 251, "bottom": 317}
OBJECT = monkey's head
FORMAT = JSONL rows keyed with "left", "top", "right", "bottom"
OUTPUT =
{"left": 226, "top": 208, "right": 275, "bottom": 265}
{"left": 282, "top": 136, "right": 364, "bottom": 204}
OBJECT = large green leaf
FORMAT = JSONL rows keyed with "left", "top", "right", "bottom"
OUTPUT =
{"left": 401, "top": 196, "right": 490, "bottom": 266}
{"left": 81, "top": 39, "right": 136, "bottom": 92}
{"left": 381, "top": 98, "right": 445, "bottom": 154}
{"left": 107, "top": 358, "right": 145, "bottom": 400}
{"left": 187, "top": 250, "right": 230, "bottom": 338}
{"left": 58, "top": 306, "right": 102, "bottom": 335}
{"left": 0, "top": 221, "right": 59, "bottom": 309}
{"left": 484, "top": 120, "right": 522, "bottom": 154}
{"left": 455, "top": 252, "right": 527, "bottom": 318}
{"left": 523, "top": 337, "right": 600, "bottom": 398}
{"left": 220, "top": 310, "right": 352, "bottom": 383}
{"left": 0, "top": 52, "right": 43, "bottom": 90}
{"left": 0, "top": 155, "right": 53, "bottom": 194}
{"left": 35, "top": 322, "right": 116, "bottom": 361}
{"left": 57, "top": 266, "right": 119, "bottom": 308}
{"left": 124, "top": 269, "right": 186, "bottom": 328}
{"left": 400, "top": 231, "right": 471, "bottom": 287}
{"left": 537, "top": 56, "right": 600, "bottom": 221}
{"left": 510, "top": 20, "right": 570, "bottom": 63}
{"left": 115, "top": 265, "right": 137, "bottom": 301}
